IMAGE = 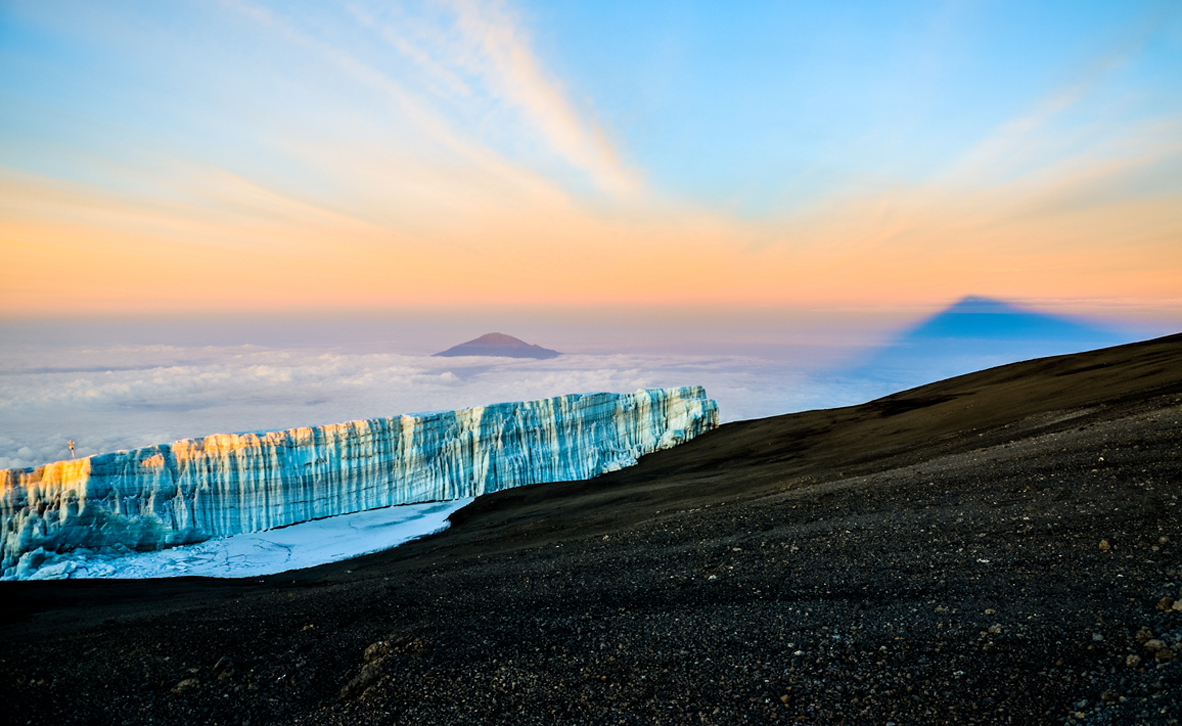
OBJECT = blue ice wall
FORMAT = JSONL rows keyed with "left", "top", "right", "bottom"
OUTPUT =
{"left": 0, "top": 387, "right": 718, "bottom": 577}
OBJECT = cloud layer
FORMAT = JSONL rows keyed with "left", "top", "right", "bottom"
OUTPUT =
{"left": 0, "top": 341, "right": 888, "bottom": 470}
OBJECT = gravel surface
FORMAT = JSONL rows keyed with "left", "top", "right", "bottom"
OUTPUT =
{"left": 2, "top": 334, "right": 1181, "bottom": 725}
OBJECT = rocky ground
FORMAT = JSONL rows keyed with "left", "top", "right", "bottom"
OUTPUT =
{"left": 2, "top": 334, "right": 1181, "bottom": 726}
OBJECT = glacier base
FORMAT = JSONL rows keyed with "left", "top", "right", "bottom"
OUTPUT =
{"left": 8, "top": 498, "right": 473, "bottom": 580}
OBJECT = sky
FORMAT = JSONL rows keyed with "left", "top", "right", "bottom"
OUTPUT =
{"left": 1, "top": 0, "right": 1180, "bottom": 320}
{"left": 2, "top": 2, "right": 1182, "bottom": 471}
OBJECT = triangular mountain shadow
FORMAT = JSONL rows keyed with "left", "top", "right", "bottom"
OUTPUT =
{"left": 845, "top": 296, "right": 1130, "bottom": 390}
{"left": 433, "top": 333, "right": 561, "bottom": 360}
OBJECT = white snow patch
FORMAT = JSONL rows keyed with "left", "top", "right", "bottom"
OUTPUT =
{"left": 11, "top": 498, "right": 472, "bottom": 580}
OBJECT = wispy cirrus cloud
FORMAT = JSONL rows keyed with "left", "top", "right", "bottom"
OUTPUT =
{"left": 946, "top": 10, "right": 1181, "bottom": 189}
{"left": 223, "top": 0, "right": 639, "bottom": 198}
{"left": 217, "top": 0, "right": 571, "bottom": 206}
{"left": 440, "top": 0, "right": 641, "bottom": 196}
{"left": 338, "top": 0, "right": 641, "bottom": 197}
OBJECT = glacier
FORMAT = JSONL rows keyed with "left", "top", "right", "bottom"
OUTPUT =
{"left": 0, "top": 386, "right": 718, "bottom": 579}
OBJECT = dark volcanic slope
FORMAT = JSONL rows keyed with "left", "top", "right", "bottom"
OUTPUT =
{"left": 3, "top": 334, "right": 1181, "bottom": 726}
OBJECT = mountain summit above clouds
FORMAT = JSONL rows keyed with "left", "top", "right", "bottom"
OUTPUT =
{"left": 432, "top": 333, "right": 561, "bottom": 359}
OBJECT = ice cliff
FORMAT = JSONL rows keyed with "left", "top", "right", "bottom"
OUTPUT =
{"left": 0, "top": 387, "right": 718, "bottom": 579}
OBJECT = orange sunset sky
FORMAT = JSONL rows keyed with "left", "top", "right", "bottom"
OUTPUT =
{"left": 2, "top": 1, "right": 1181, "bottom": 324}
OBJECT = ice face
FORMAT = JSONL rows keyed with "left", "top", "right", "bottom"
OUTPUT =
{"left": 0, "top": 387, "right": 718, "bottom": 578}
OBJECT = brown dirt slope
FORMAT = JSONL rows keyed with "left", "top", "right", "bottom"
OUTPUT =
{"left": 2, "top": 333, "right": 1181, "bottom": 726}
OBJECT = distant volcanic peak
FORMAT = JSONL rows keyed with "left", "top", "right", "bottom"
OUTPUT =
{"left": 432, "top": 332, "right": 561, "bottom": 359}
{"left": 466, "top": 333, "right": 534, "bottom": 348}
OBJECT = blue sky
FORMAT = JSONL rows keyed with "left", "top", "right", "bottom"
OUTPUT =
{"left": 1, "top": 0, "right": 1180, "bottom": 318}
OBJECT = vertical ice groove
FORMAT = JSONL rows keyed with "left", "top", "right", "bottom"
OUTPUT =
{"left": 0, "top": 387, "right": 718, "bottom": 578}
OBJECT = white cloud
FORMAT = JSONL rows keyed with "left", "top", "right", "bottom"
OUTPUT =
{"left": 440, "top": 0, "right": 641, "bottom": 195}
{"left": 336, "top": 0, "right": 640, "bottom": 196}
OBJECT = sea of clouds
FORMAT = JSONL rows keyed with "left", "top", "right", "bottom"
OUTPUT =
{"left": 0, "top": 342, "right": 901, "bottom": 470}
{"left": 6, "top": 301, "right": 1161, "bottom": 471}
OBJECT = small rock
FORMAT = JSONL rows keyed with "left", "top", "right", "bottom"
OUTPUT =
{"left": 1155, "top": 648, "right": 1174, "bottom": 661}
{"left": 339, "top": 662, "right": 383, "bottom": 700}
{"left": 1173, "top": 601, "right": 1182, "bottom": 612}
{"left": 1144, "top": 639, "right": 1166, "bottom": 652}
{"left": 212, "top": 656, "right": 235, "bottom": 681}
{"left": 171, "top": 678, "right": 200, "bottom": 694}
{"left": 1157, "top": 597, "right": 1176, "bottom": 612}
{"left": 1160, "top": 536, "right": 1170, "bottom": 545}
{"left": 984, "top": 608, "right": 996, "bottom": 615}
{"left": 1126, "top": 654, "right": 1142, "bottom": 668}
{"left": 1098, "top": 540, "right": 1111, "bottom": 551}
{"left": 1101, "top": 691, "right": 1119, "bottom": 702}
{"left": 988, "top": 624, "right": 1002, "bottom": 634}
{"left": 1136, "top": 627, "right": 1154, "bottom": 644}
{"left": 780, "top": 694, "right": 789, "bottom": 703}
{"left": 1093, "top": 633, "right": 1104, "bottom": 642}
{"left": 364, "top": 641, "right": 390, "bottom": 664}
{"left": 1074, "top": 711, "right": 1086, "bottom": 720}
